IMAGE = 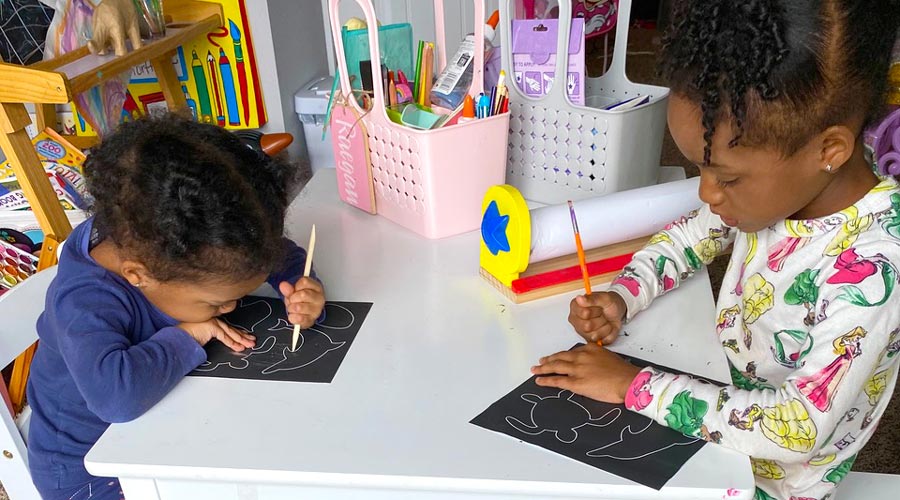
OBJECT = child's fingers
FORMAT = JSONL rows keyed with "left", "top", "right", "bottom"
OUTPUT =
{"left": 569, "top": 314, "right": 609, "bottom": 338}
{"left": 598, "top": 329, "right": 620, "bottom": 346}
{"left": 213, "top": 328, "right": 244, "bottom": 352}
{"left": 287, "top": 300, "right": 325, "bottom": 316}
{"left": 574, "top": 293, "right": 625, "bottom": 321}
{"left": 287, "top": 313, "right": 316, "bottom": 329}
{"left": 571, "top": 297, "right": 603, "bottom": 320}
{"left": 538, "top": 350, "right": 576, "bottom": 365}
{"left": 286, "top": 287, "right": 324, "bottom": 305}
{"left": 531, "top": 360, "right": 575, "bottom": 376}
{"left": 534, "top": 374, "right": 574, "bottom": 391}
{"left": 293, "top": 277, "right": 323, "bottom": 293}
{"left": 216, "top": 319, "right": 255, "bottom": 351}
{"left": 278, "top": 281, "right": 295, "bottom": 297}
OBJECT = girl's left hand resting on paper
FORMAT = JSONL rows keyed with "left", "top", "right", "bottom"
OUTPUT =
{"left": 179, "top": 318, "right": 257, "bottom": 352}
{"left": 279, "top": 277, "right": 326, "bottom": 328}
{"left": 531, "top": 343, "right": 642, "bottom": 403}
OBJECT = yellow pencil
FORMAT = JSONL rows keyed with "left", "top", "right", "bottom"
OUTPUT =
{"left": 291, "top": 224, "right": 316, "bottom": 352}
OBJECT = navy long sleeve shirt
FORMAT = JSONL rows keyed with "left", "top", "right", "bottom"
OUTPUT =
{"left": 26, "top": 217, "right": 312, "bottom": 493}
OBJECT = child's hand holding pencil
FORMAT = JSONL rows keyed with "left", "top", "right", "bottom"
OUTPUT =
{"left": 566, "top": 200, "right": 626, "bottom": 346}
{"left": 568, "top": 292, "right": 627, "bottom": 346}
{"left": 280, "top": 278, "right": 325, "bottom": 330}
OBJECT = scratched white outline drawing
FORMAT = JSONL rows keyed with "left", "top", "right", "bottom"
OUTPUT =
{"left": 505, "top": 390, "right": 621, "bottom": 443}
{"left": 585, "top": 419, "right": 702, "bottom": 460}
{"left": 193, "top": 335, "right": 277, "bottom": 372}
{"left": 195, "top": 299, "right": 352, "bottom": 375}
{"left": 261, "top": 328, "right": 345, "bottom": 374}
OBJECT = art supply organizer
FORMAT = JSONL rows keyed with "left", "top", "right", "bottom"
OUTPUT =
{"left": 499, "top": 0, "right": 670, "bottom": 204}
{"left": 328, "top": 0, "right": 509, "bottom": 239}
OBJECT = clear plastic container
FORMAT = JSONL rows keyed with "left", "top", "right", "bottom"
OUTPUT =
{"left": 431, "top": 11, "right": 499, "bottom": 110}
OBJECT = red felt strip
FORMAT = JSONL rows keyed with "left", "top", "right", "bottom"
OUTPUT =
{"left": 511, "top": 253, "right": 635, "bottom": 294}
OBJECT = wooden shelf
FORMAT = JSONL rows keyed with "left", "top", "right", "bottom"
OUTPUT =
{"left": 55, "top": 15, "right": 220, "bottom": 95}
{"left": 0, "top": 11, "right": 223, "bottom": 246}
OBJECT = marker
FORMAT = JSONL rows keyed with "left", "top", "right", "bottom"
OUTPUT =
{"left": 458, "top": 94, "right": 475, "bottom": 123}
{"left": 477, "top": 93, "right": 490, "bottom": 119}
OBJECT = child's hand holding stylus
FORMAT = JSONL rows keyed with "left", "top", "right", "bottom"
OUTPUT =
{"left": 279, "top": 278, "right": 325, "bottom": 329}
{"left": 568, "top": 291, "right": 627, "bottom": 346}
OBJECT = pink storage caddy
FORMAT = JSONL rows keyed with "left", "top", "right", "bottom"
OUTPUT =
{"left": 328, "top": 0, "right": 510, "bottom": 239}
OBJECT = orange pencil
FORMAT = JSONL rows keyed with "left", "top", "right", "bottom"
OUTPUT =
{"left": 568, "top": 200, "right": 602, "bottom": 347}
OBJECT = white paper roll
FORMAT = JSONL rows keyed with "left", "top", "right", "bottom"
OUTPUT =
{"left": 529, "top": 177, "right": 701, "bottom": 263}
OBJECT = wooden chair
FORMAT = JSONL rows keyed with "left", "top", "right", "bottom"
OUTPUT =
{"left": 0, "top": 267, "right": 58, "bottom": 500}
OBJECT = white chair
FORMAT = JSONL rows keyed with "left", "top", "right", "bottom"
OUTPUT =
{"left": 0, "top": 267, "right": 58, "bottom": 500}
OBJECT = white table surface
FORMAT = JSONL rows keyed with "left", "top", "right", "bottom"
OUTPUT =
{"left": 85, "top": 169, "right": 754, "bottom": 500}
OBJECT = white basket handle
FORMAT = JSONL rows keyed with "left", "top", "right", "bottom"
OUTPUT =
{"left": 328, "top": 0, "right": 386, "bottom": 114}
{"left": 499, "top": 0, "right": 634, "bottom": 105}
{"left": 328, "top": 0, "right": 488, "bottom": 117}
{"left": 434, "top": 0, "right": 487, "bottom": 96}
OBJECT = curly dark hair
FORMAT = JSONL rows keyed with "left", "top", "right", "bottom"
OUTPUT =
{"left": 660, "top": 0, "right": 900, "bottom": 165}
{"left": 84, "top": 114, "right": 298, "bottom": 283}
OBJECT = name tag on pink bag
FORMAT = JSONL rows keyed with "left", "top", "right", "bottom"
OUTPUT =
{"left": 330, "top": 103, "right": 376, "bottom": 214}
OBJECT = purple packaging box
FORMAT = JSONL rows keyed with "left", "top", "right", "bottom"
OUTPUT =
{"left": 511, "top": 18, "right": 585, "bottom": 105}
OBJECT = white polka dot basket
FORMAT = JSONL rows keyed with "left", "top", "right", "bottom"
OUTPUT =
{"left": 499, "top": 0, "right": 670, "bottom": 204}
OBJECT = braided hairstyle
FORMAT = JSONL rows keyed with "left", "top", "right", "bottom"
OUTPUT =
{"left": 660, "top": 0, "right": 900, "bottom": 165}
{"left": 85, "top": 114, "right": 297, "bottom": 283}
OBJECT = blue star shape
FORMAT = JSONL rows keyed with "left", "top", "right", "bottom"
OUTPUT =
{"left": 481, "top": 200, "right": 510, "bottom": 256}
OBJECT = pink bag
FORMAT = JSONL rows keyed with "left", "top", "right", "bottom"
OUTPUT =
{"left": 329, "top": 0, "right": 510, "bottom": 239}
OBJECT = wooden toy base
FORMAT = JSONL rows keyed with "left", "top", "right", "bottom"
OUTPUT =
{"left": 480, "top": 236, "right": 650, "bottom": 303}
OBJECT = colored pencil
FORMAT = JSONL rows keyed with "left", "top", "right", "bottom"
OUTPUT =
{"left": 422, "top": 43, "right": 434, "bottom": 107}
{"left": 291, "top": 224, "right": 317, "bottom": 352}
{"left": 413, "top": 40, "right": 424, "bottom": 102}
{"left": 207, "top": 50, "right": 225, "bottom": 126}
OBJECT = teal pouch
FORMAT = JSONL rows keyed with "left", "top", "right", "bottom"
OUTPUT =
{"left": 342, "top": 23, "right": 414, "bottom": 91}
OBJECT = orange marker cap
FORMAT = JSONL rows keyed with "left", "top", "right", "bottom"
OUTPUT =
{"left": 487, "top": 10, "right": 499, "bottom": 29}
{"left": 462, "top": 94, "right": 475, "bottom": 118}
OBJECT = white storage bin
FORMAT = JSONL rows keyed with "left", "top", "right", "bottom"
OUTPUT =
{"left": 500, "top": 0, "right": 670, "bottom": 204}
{"left": 295, "top": 75, "right": 336, "bottom": 173}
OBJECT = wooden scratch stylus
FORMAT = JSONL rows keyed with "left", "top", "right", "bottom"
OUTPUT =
{"left": 291, "top": 224, "right": 316, "bottom": 352}
{"left": 568, "top": 201, "right": 602, "bottom": 347}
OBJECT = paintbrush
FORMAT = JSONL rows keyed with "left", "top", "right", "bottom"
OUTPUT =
{"left": 568, "top": 201, "right": 602, "bottom": 347}
{"left": 291, "top": 224, "right": 317, "bottom": 352}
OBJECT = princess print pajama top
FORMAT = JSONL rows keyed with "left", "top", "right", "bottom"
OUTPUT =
{"left": 608, "top": 177, "right": 900, "bottom": 500}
